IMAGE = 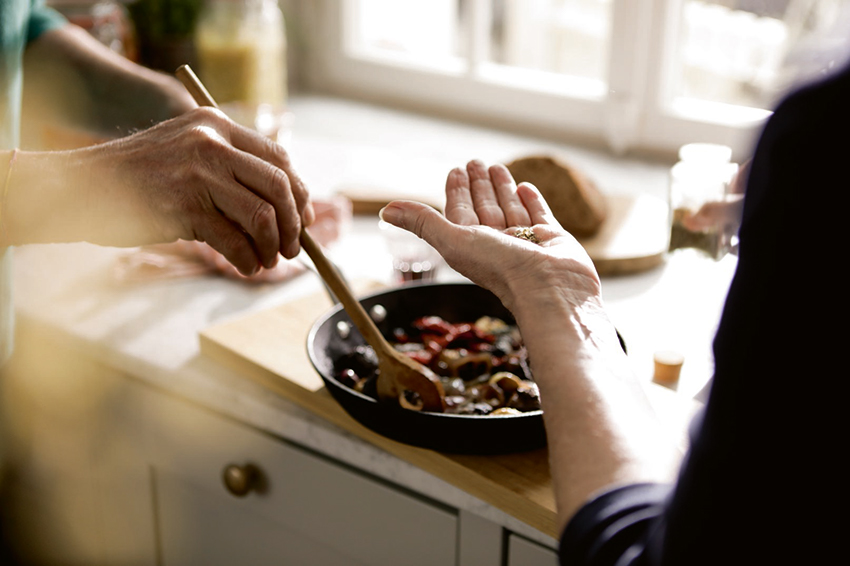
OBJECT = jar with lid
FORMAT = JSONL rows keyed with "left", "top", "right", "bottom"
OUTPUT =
{"left": 194, "top": 0, "right": 288, "bottom": 141}
{"left": 668, "top": 143, "right": 739, "bottom": 259}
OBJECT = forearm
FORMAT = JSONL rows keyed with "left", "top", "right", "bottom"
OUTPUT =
{"left": 23, "top": 24, "right": 194, "bottom": 138}
{"left": 0, "top": 144, "right": 162, "bottom": 248}
{"left": 3, "top": 149, "right": 109, "bottom": 246}
{"left": 510, "top": 288, "right": 678, "bottom": 532}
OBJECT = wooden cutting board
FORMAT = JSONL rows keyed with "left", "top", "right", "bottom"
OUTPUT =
{"left": 199, "top": 286, "right": 559, "bottom": 539}
{"left": 579, "top": 193, "right": 669, "bottom": 276}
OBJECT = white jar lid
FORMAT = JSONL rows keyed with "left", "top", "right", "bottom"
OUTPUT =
{"left": 678, "top": 143, "right": 732, "bottom": 164}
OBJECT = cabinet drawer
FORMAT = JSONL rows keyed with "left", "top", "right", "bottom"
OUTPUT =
{"left": 507, "top": 533, "right": 559, "bottom": 566}
{"left": 141, "top": 390, "right": 458, "bottom": 566}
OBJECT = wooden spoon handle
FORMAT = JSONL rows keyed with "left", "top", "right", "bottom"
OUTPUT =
{"left": 176, "top": 65, "right": 218, "bottom": 108}
{"left": 299, "top": 231, "right": 393, "bottom": 353}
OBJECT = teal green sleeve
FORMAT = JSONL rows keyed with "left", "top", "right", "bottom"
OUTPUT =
{"left": 26, "top": 0, "right": 66, "bottom": 43}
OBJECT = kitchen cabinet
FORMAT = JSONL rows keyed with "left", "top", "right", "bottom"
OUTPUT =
{"left": 507, "top": 534, "right": 559, "bottom": 566}
{"left": 1, "top": 327, "right": 158, "bottom": 565}
{"left": 141, "top": 381, "right": 459, "bottom": 566}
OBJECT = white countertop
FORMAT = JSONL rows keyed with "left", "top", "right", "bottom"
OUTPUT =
{"left": 10, "top": 95, "right": 738, "bottom": 547}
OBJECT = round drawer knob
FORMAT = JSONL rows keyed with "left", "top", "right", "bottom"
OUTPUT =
{"left": 222, "top": 463, "right": 262, "bottom": 497}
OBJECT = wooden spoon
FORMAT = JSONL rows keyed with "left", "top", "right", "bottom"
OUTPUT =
{"left": 298, "top": 233, "right": 446, "bottom": 412}
{"left": 175, "top": 65, "right": 446, "bottom": 412}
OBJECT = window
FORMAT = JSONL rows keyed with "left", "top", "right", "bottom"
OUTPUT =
{"left": 308, "top": 0, "right": 850, "bottom": 157}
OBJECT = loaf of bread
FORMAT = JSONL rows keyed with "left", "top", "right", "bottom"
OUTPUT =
{"left": 506, "top": 155, "right": 607, "bottom": 237}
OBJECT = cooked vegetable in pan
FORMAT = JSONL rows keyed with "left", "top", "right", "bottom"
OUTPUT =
{"left": 333, "top": 315, "right": 541, "bottom": 415}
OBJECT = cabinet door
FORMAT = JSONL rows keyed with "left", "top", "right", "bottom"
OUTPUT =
{"left": 507, "top": 533, "right": 559, "bottom": 566}
{"left": 141, "top": 389, "right": 458, "bottom": 566}
{"left": 0, "top": 331, "right": 157, "bottom": 566}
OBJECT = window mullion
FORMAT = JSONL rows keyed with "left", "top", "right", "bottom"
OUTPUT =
{"left": 639, "top": 0, "right": 688, "bottom": 142}
{"left": 604, "top": 0, "right": 659, "bottom": 154}
{"left": 341, "top": 0, "right": 359, "bottom": 56}
{"left": 649, "top": 0, "right": 685, "bottom": 117}
{"left": 466, "top": 0, "right": 492, "bottom": 75}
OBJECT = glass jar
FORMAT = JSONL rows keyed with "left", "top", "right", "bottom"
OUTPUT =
{"left": 668, "top": 143, "right": 739, "bottom": 259}
{"left": 194, "top": 0, "right": 288, "bottom": 140}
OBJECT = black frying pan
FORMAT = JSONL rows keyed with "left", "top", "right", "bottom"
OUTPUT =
{"left": 306, "top": 282, "right": 548, "bottom": 454}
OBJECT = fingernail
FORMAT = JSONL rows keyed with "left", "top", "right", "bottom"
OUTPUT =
{"left": 244, "top": 261, "right": 260, "bottom": 277}
{"left": 378, "top": 205, "right": 402, "bottom": 226}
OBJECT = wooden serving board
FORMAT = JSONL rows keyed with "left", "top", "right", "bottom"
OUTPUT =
{"left": 579, "top": 194, "right": 669, "bottom": 276}
{"left": 199, "top": 287, "right": 559, "bottom": 539}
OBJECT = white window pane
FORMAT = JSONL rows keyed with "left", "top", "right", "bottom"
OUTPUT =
{"left": 344, "top": 0, "right": 612, "bottom": 96}
{"left": 492, "top": 0, "right": 612, "bottom": 84}
{"left": 350, "top": 0, "right": 462, "bottom": 64}
{"left": 672, "top": 0, "right": 850, "bottom": 110}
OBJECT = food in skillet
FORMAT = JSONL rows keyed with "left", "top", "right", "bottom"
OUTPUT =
{"left": 333, "top": 315, "right": 541, "bottom": 415}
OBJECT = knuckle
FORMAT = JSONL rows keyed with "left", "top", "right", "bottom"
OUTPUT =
{"left": 266, "top": 165, "right": 291, "bottom": 198}
{"left": 268, "top": 140, "right": 288, "bottom": 160}
{"left": 268, "top": 145, "right": 305, "bottom": 193}
{"left": 251, "top": 201, "right": 277, "bottom": 235}
{"left": 194, "top": 106, "right": 227, "bottom": 122}
{"left": 267, "top": 141, "right": 293, "bottom": 170}
{"left": 412, "top": 213, "right": 429, "bottom": 239}
{"left": 184, "top": 131, "right": 223, "bottom": 163}
{"left": 193, "top": 127, "right": 225, "bottom": 151}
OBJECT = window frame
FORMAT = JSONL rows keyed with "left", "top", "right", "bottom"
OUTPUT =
{"left": 304, "top": 0, "right": 770, "bottom": 159}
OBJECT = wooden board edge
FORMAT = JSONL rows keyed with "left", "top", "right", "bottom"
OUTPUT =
{"left": 593, "top": 251, "right": 666, "bottom": 277}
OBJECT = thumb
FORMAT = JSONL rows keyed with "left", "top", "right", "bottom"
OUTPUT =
{"left": 379, "top": 200, "right": 453, "bottom": 250}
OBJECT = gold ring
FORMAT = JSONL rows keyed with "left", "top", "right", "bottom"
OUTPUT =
{"left": 514, "top": 227, "right": 540, "bottom": 244}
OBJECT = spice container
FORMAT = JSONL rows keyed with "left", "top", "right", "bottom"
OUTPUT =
{"left": 653, "top": 350, "right": 684, "bottom": 389}
{"left": 379, "top": 220, "right": 441, "bottom": 284}
{"left": 668, "top": 143, "right": 738, "bottom": 259}
{"left": 194, "top": 0, "right": 288, "bottom": 141}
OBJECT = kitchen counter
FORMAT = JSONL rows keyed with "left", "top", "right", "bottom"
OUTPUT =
{"left": 9, "top": 95, "right": 738, "bottom": 550}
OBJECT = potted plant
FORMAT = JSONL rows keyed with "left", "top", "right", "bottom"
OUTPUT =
{"left": 126, "top": 0, "right": 204, "bottom": 72}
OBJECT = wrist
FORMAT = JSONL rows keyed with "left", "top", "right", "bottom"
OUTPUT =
{"left": 513, "top": 291, "right": 615, "bottom": 349}
{"left": 505, "top": 259, "right": 604, "bottom": 332}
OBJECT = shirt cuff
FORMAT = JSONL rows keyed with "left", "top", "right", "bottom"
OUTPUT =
{"left": 559, "top": 482, "right": 672, "bottom": 565}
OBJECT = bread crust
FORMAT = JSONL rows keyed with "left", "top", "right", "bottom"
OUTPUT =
{"left": 506, "top": 156, "right": 607, "bottom": 237}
